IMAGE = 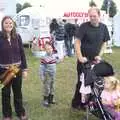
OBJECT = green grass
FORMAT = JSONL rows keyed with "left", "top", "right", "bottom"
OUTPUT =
{"left": 0, "top": 47, "right": 120, "bottom": 120}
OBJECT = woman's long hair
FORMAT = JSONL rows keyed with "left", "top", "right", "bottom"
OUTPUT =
{"left": 1, "top": 16, "right": 17, "bottom": 40}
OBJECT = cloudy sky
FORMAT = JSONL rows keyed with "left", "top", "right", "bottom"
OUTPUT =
{"left": 16, "top": 0, "right": 120, "bottom": 11}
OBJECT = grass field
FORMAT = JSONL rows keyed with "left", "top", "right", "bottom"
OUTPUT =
{"left": 0, "top": 47, "right": 120, "bottom": 120}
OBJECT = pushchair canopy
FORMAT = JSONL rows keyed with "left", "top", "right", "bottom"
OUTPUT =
{"left": 84, "top": 61, "right": 114, "bottom": 86}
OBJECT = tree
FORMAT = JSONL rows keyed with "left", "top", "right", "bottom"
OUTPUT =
{"left": 22, "top": 2, "right": 32, "bottom": 10}
{"left": 101, "top": 0, "right": 117, "bottom": 17}
{"left": 89, "top": 0, "right": 97, "bottom": 7}
{"left": 16, "top": 3, "right": 22, "bottom": 13}
{"left": 109, "top": 1, "right": 117, "bottom": 17}
{"left": 16, "top": 2, "right": 32, "bottom": 13}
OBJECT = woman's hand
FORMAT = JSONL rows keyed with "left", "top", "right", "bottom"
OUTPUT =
{"left": 22, "top": 70, "right": 28, "bottom": 80}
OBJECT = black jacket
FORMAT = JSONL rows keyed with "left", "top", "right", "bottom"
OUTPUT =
{"left": 0, "top": 32, "right": 27, "bottom": 70}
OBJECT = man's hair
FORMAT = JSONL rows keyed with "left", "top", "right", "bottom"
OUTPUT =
{"left": 88, "top": 6, "right": 100, "bottom": 16}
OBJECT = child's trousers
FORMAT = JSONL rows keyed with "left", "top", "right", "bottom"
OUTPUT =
{"left": 40, "top": 63, "right": 56, "bottom": 96}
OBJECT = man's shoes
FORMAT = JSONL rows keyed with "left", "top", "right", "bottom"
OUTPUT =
{"left": 80, "top": 105, "right": 86, "bottom": 111}
{"left": 71, "top": 105, "right": 86, "bottom": 112}
{"left": 18, "top": 114, "right": 28, "bottom": 120}
{"left": 3, "top": 117, "right": 12, "bottom": 120}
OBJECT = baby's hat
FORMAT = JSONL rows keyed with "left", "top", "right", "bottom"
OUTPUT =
{"left": 93, "top": 61, "right": 114, "bottom": 77}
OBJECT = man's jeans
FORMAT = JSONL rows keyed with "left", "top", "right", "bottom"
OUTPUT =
{"left": 64, "top": 36, "right": 73, "bottom": 56}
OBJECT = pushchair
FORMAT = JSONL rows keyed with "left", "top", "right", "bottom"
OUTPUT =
{"left": 80, "top": 60, "right": 114, "bottom": 120}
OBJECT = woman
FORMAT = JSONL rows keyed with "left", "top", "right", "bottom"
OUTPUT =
{"left": 0, "top": 16, "right": 28, "bottom": 120}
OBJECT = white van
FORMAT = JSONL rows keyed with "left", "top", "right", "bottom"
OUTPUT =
{"left": 14, "top": 7, "right": 51, "bottom": 44}
{"left": 0, "top": 12, "right": 4, "bottom": 30}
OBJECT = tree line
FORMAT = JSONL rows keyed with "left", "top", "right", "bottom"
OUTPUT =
{"left": 17, "top": 0, "right": 117, "bottom": 17}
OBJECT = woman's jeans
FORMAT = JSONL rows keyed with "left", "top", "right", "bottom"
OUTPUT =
{"left": 0, "top": 68, "right": 25, "bottom": 117}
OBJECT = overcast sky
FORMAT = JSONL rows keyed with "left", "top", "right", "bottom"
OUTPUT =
{"left": 16, "top": 0, "right": 120, "bottom": 11}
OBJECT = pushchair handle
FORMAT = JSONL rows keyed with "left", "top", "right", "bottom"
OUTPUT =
{"left": 82, "top": 59, "right": 104, "bottom": 69}
{"left": 81, "top": 59, "right": 102, "bottom": 69}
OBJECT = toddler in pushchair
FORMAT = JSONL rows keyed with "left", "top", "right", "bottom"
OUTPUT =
{"left": 79, "top": 60, "right": 120, "bottom": 120}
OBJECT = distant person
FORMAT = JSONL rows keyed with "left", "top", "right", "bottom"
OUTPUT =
{"left": 49, "top": 18, "right": 58, "bottom": 34}
{"left": 0, "top": 16, "right": 28, "bottom": 120}
{"left": 49, "top": 18, "right": 58, "bottom": 53}
{"left": 54, "top": 20, "right": 65, "bottom": 60}
{"left": 49, "top": 18, "right": 58, "bottom": 42}
{"left": 71, "top": 6, "right": 110, "bottom": 110}
{"left": 64, "top": 22, "right": 76, "bottom": 57}
{"left": 74, "top": 19, "right": 79, "bottom": 34}
{"left": 39, "top": 41, "right": 60, "bottom": 107}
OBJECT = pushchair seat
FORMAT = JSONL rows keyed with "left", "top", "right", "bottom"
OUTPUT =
{"left": 80, "top": 61, "right": 114, "bottom": 120}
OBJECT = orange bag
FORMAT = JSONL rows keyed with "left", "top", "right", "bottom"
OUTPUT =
{"left": 0, "top": 65, "right": 20, "bottom": 89}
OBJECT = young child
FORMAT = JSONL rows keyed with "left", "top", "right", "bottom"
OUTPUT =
{"left": 114, "top": 80, "right": 120, "bottom": 114}
{"left": 39, "top": 41, "right": 60, "bottom": 107}
{"left": 101, "top": 76, "right": 120, "bottom": 120}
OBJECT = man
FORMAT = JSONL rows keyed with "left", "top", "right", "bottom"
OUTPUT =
{"left": 49, "top": 18, "right": 58, "bottom": 34}
{"left": 54, "top": 20, "right": 65, "bottom": 60}
{"left": 71, "top": 6, "right": 110, "bottom": 110}
{"left": 64, "top": 22, "right": 76, "bottom": 57}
